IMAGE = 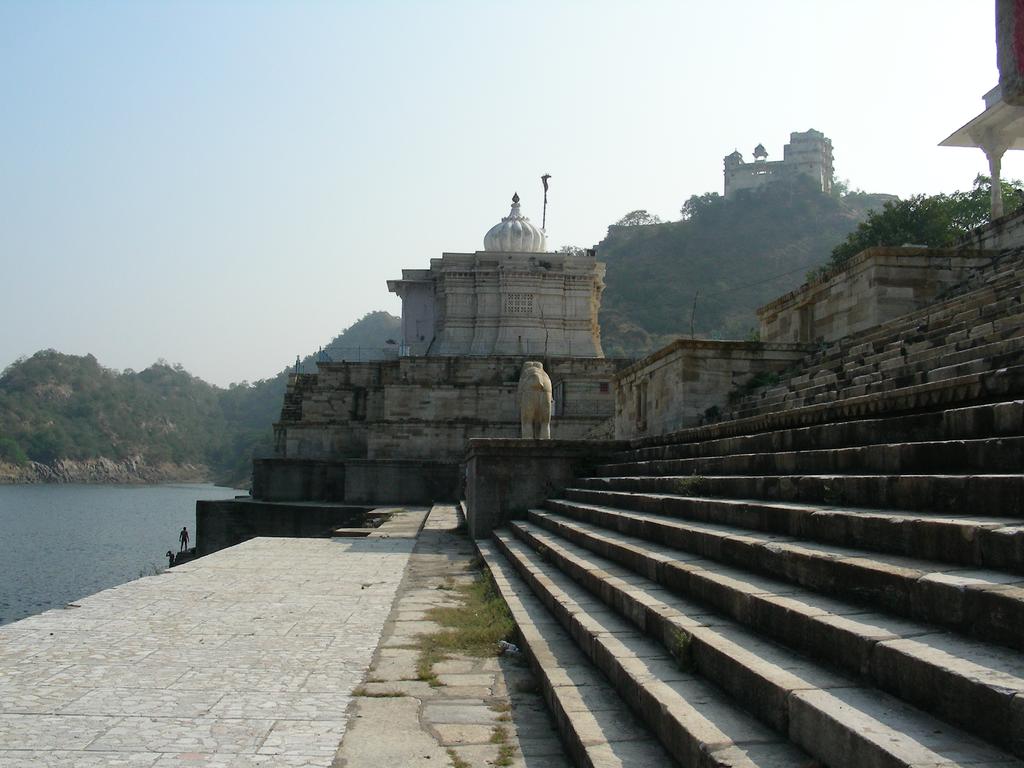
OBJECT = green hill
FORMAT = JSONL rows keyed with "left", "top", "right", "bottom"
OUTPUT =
{"left": 597, "top": 178, "right": 894, "bottom": 357}
{"left": 0, "top": 353, "right": 224, "bottom": 467}
{"left": 0, "top": 311, "right": 400, "bottom": 485}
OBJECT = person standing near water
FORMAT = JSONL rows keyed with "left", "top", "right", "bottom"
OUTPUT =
{"left": 179, "top": 526, "right": 190, "bottom": 553}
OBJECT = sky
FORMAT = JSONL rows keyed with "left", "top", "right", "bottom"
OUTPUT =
{"left": 0, "top": 0, "right": 1019, "bottom": 386}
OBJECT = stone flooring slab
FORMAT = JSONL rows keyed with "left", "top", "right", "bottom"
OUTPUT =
{"left": 0, "top": 535, "right": 415, "bottom": 766}
{"left": 335, "top": 504, "right": 571, "bottom": 767}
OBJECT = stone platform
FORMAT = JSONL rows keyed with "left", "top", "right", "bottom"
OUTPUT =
{"left": 335, "top": 504, "right": 568, "bottom": 768}
{"left": 0, "top": 534, "right": 415, "bottom": 766}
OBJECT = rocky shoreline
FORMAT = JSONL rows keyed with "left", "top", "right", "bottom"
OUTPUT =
{"left": 0, "top": 457, "right": 212, "bottom": 485}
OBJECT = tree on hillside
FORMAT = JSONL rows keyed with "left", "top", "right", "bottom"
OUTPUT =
{"left": 680, "top": 192, "right": 723, "bottom": 221}
{"left": 827, "top": 175, "right": 1024, "bottom": 269}
{"left": 615, "top": 210, "right": 663, "bottom": 227}
{"left": 0, "top": 436, "right": 28, "bottom": 465}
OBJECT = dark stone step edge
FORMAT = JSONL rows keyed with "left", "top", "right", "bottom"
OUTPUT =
{"left": 476, "top": 539, "right": 676, "bottom": 768}
{"left": 524, "top": 508, "right": 1024, "bottom": 758}
{"left": 532, "top": 499, "right": 1024, "bottom": 653}
{"left": 554, "top": 489, "right": 1024, "bottom": 573}
{"left": 509, "top": 520, "right": 1020, "bottom": 768}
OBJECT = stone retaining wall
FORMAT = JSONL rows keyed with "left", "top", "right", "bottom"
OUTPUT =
{"left": 464, "top": 439, "right": 624, "bottom": 538}
{"left": 276, "top": 355, "right": 630, "bottom": 463}
{"left": 757, "top": 246, "right": 993, "bottom": 344}
{"left": 957, "top": 206, "right": 1024, "bottom": 250}
{"left": 195, "top": 498, "right": 374, "bottom": 555}
{"left": 252, "top": 457, "right": 459, "bottom": 504}
{"left": 613, "top": 340, "right": 810, "bottom": 440}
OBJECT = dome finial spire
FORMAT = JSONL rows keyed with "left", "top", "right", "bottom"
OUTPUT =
{"left": 483, "top": 193, "right": 547, "bottom": 252}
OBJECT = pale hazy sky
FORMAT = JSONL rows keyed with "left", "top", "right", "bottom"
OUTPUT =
{"left": 0, "top": 1, "right": 1018, "bottom": 386}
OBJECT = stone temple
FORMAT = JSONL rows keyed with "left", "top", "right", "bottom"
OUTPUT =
{"left": 387, "top": 193, "right": 605, "bottom": 358}
{"left": 251, "top": 193, "right": 629, "bottom": 506}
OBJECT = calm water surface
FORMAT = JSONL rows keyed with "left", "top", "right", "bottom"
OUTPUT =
{"left": 0, "top": 483, "right": 241, "bottom": 626}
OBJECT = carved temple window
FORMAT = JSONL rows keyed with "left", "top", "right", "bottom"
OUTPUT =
{"left": 503, "top": 293, "right": 535, "bottom": 315}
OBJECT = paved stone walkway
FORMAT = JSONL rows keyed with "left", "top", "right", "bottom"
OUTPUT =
{"left": 0, "top": 535, "right": 415, "bottom": 767}
{"left": 335, "top": 505, "right": 570, "bottom": 768}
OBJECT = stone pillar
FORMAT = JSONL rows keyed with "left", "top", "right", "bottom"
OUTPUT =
{"left": 464, "top": 439, "right": 624, "bottom": 538}
{"left": 976, "top": 127, "right": 1010, "bottom": 222}
{"left": 988, "top": 146, "right": 1006, "bottom": 220}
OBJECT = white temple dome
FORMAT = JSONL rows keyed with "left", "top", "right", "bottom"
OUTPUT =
{"left": 483, "top": 193, "right": 547, "bottom": 253}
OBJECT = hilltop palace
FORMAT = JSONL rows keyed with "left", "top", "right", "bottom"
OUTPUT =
{"left": 723, "top": 128, "right": 834, "bottom": 199}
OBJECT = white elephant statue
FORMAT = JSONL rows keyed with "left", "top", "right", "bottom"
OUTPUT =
{"left": 518, "top": 361, "right": 553, "bottom": 439}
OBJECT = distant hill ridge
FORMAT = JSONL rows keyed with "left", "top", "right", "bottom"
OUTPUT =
{"left": 0, "top": 311, "right": 400, "bottom": 486}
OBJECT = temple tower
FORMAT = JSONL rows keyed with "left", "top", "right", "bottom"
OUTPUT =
{"left": 387, "top": 194, "right": 605, "bottom": 358}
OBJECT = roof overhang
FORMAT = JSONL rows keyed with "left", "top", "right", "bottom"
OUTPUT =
{"left": 941, "top": 96, "right": 1024, "bottom": 153}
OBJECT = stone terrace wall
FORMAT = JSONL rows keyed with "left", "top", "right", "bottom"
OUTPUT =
{"left": 957, "top": 206, "right": 1024, "bottom": 251}
{"left": 276, "top": 355, "right": 631, "bottom": 463}
{"left": 614, "top": 339, "right": 809, "bottom": 440}
{"left": 757, "top": 247, "right": 993, "bottom": 344}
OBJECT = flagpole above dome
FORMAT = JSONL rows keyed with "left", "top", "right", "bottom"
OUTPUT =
{"left": 483, "top": 193, "right": 548, "bottom": 253}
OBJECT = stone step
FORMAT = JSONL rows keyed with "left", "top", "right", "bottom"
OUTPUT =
{"left": 631, "top": 363, "right": 1024, "bottom": 453}
{"left": 838, "top": 382, "right": 869, "bottom": 399}
{"left": 850, "top": 276, "right": 1020, "bottom": 346}
{"left": 728, "top": 394, "right": 789, "bottom": 419}
{"left": 552, "top": 491, "right": 1024, "bottom": 572}
{"left": 850, "top": 332, "right": 1024, "bottom": 389}
{"left": 576, "top": 472, "right": 1024, "bottom": 517}
{"left": 927, "top": 347, "right": 1024, "bottom": 384}
{"left": 525, "top": 508, "right": 1024, "bottom": 757}
{"left": 489, "top": 533, "right": 812, "bottom": 767}
{"left": 528, "top": 500, "right": 1024, "bottom": 651}
{"left": 734, "top": 337, "right": 1024, "bottom": 420}
{"left": 786, "top": 381, "right": 838, "bottom": 402}
{"left": 862, "top": 347, "right": 909, "bottom": 371}
{"left": 507, "top": 521, "right": 1023, "bottom": 768}
{"left": 476, "top": 540, "right": 676, "bottom": 768}
{"left": 610, "top": 403, "right": 1024, "bottom": 462}
{"left": 596, "top": 436, "right": 1024, "bottom": 479}
{"left": 725, "top": 300, "right": 1024, "bottom": 420}
{"left": 811, "top": 280, "right": 1016, "bottom": 360}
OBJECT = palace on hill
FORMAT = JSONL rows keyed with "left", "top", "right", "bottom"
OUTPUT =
{"left": 723, "top": 129, "right": 834, "bottom": 199}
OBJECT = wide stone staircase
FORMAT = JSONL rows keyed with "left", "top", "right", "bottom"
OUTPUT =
{"left": 478, "top": 252, "right": 1024, "bottom": 767}
{"left": 726, "top": 250, "right": 1024, "bottom": 422}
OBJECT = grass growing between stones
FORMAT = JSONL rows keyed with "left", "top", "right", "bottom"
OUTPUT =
{"left": 416, "top": 572, "right": 516, "bottom": 687}
{"left": 671, "top": 475, "right": 706, "bottom": 496}
{"left": 446, "top": 747, "right": 471, "bottom": 768}
{"left": 352, "top": 686, "right": 407, "bottom": 698}
{"left": 669, "top": 627, "right": 694, "bottom": 673}
{"left": 490, "top": 725, "right": 517, "bottom": 766}
{"left": 490, "top": 700, "right": 512, "bottom": 722}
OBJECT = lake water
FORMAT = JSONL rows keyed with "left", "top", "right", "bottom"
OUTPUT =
{"left": 0, "top": 483, "right": 241, "bottom": 626}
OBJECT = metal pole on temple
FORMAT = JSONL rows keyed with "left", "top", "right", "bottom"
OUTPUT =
{"left": 541, "top": 174, "right": 551, "bottom": 231}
